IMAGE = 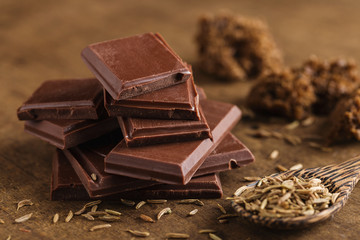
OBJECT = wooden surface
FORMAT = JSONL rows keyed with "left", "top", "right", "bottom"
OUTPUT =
{"left": 1, "top": 1, "right": 360, "bottom": 239}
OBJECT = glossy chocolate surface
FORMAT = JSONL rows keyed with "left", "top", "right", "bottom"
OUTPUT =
{"left": 63, "top": 132, "right": 158, "bottom": 198}
{"left": 194, "top": 133, "right": 255, "bottom": 176}
{"left": 105, "top": 99, "right": 241, "bottom": 185}
{"left": 17, "top": 78, "right": 105, "bottom": 120}
{"left": 81, "top": 33, "right": 191, "bottom": 100}
{"left": 51, "top": 150, "right": 222, "bottom": 200}
{"left": 105, "top": 75, "right": 200, "bottom": 120}
{"left": 118, "top": 105, "right": 211, "bottom": 147}
{"left": 24, "top": 117, "right": 119, "bottom": 149}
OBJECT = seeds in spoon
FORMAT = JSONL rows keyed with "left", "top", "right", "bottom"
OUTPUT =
{"left": 233, "top": 175, "right": 334, "bottom": 218}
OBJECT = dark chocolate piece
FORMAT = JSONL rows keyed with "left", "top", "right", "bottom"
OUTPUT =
{"left": 17, "top": 78, "right": 105, "bottom": 120}
{"left": 24, "top": 118, "right": 119, "bottom": 149}
{"left": 51, "top": 150, "right": 222, "bottom": 200}
{"left": 194, "top": 133, "right": 255, "bottom": 176}
{"left": 105, "top": 75, "right": 201, "bottom": 120}
{"left": 118, "top": 106, "right": 211, "bottom": 147}
{"left": 81, "top": 32, "right": 191, "bottom": 100}
{"left": 105, "top": 99, "right": 241, "bottom": 185}
{"left": 63, "top": 132, "right": 158, "bottom": 198}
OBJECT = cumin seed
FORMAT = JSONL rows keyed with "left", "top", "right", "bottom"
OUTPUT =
{"left": 187, "top": 209, "right": 198, "bottom": 216}
{"left": 198, "top": 229, "right": 216, "bottom": 234}
{"left": 91, "top": 173, "right": 97, "bottom": 181}
{"left": 120, "top": 199, "right": 135, "bottom": 207}
{"left": 146, "top": 199, "right": 167, "bottom": 204}
{"left": 89, "top": 224, "right": 111, "bottom": 232}
{"left": 127, "top": 229, "right": 150, "bottom": 237}
{"left": 157, "top": 207, "right": 171, "bottom": 220}
{"left": 140, "top": 214, "right": 155, "bottom": 223}
{"left": 15, "top": 213, "right": 33, "bottom": 223}
{"left": 216, "top": 203, "right": 226, "bottom": 214}
{"left": 209, "top": 233, "right": 222, "bottom": 240}
{"left": 165, "top": 233, "right": 189, "bottom": 239}
{"left": 65, "top": 210, "right": 73, "bottom": 223}
{"left": 135, "top": 201, "right": 146, "bottom": 209}
{"left": 53, "top": 213, "right": 59, "bottom": 224}
{"left": 16, "top": 199, "right": 33, "bottom": 211}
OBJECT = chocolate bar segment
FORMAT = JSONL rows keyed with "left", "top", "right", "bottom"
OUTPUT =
{"left": 51, "top": 150, "right": 222, "bottom": 200}
{"left": 105, "top": 75, "right": 200, "bottom": 120}
{"left": 17, "top": 78, "right": 105, "bottom": 120}
{"left": 105, "top": 99, "right": 241, "bottom": 185}
{"left": 63, "top": 131, "right": 158, "bottom": 198}
{"left": 118, "top": 107, "right": 211, "bottom": 147}
{"left": 81, "top": 32, "right": 191, "bottom": 100}
{"left": 194, "top": 133, "right": 255, "bottom": 176}
{"left": 24, "top": 118, "right": 119, "bottom": 149}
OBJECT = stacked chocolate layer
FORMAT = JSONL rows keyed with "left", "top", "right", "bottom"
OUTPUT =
{"left": 17, "top": 32, "right": 255, "bottom": 200}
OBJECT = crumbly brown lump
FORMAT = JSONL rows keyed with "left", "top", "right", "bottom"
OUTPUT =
{"left": 327, "top": 89, "right": 360, "bottom": 144}
{"left": 298, "top": 55, "right": 360, "bottom": 114}
{"left": 196, "top": 12, "right": 283, "bottom": 81}
{"left": 246, "top": 70, "right": 316, "bottom": 120}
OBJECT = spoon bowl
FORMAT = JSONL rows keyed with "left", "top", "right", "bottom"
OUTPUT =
{"left": 231, "top": 155, "right": 360, "bottom": 229}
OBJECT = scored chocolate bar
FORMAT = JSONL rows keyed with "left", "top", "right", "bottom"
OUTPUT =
{"left": 17, "top": 78, "right": 105, "bottom": 120}
{"left": 24, "top": 117, "right": 119, "bottom": 149}
{"left": 105, "top": 75, "right": 201, "bottom": 120}
{"left": 62, "top": 130, "right": 253, "bottom": 198}
{"left": 52, "top": 150, "right": 222, "bottom": 201}
{"left": 105, "top": 99, "right": 241, "bottom": 185}
{"left": 81, "top": 32, "right": 191, "bottom": 100}
{"left": 118, "top": 106, "right": 211, "bottom": 147}
{"left": 63, "top": 132, "right": 158, "bottom": 198}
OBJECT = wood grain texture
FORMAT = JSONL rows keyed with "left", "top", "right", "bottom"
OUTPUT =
{"left": 1, "top": 0, "right": 360, "bottom": 239}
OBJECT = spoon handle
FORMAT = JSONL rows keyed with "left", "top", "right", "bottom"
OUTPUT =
{"left": 297, "top": 155, "right": 360, "bottom": 192}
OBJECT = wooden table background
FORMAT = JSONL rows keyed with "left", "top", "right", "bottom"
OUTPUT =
{"left": 1, "top": 0, "right": 360, "bottom": 239}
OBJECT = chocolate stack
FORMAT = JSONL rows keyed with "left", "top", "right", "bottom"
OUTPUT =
{"left": 17, "top": 33, "right": 254, "bottom": 201}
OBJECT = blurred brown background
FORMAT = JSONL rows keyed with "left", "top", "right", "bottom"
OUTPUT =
{"left": 1, "top": 1, "right": 360, "bottom": 239}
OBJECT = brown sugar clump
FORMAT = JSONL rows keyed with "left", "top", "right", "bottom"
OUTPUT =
{"left": 327, "top": 89, "right": 360, "bottom": 144}
{"left": 246, "top": 70, "right": 316, "bottom": 120}
{"left": 299, "top": 55, "right": 360, "bottom": 114}
{"left": 196, "top": 12, "right": 283, "bottom": 81}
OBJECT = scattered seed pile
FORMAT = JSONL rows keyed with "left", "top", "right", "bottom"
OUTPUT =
{"left": 233, "top": 175, "right": 338, "bottom": 218}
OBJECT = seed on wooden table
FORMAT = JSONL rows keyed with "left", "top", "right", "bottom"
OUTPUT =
{"left": 209, "top": 233, "right": 222, "bottom": 240}
{"left": 198, "top": 229, "right": 216, "bottom": 234}
{"left": 285, "top": 121, "right": 299, "bottom": 130}
{"left": 140, "top": 214, "right": 155, "bottom": 223}
{"left": 146, "top": 199, "right": 167, "bottom": 204}
{"left": 187, "top": 209, "right": 198, "bottom": 216}
{"left": 301, "top": 116, "right": 314, "bottom": 126}
{"left": 6, "top": 235, "right": 11, "bottom": 240}
{"left": 99, "top": 215, "right": 121, "bottom": 222}
{"left": 19, "top": 227, "right": 31, "bottom": 233}
{"left": 53, "top": 213, "right": 59, "bottom": 223}
{"left": 82, "top": 213, "right": 95, "bottom": 221}
{"left": 157, "top": 207, "right": 171, "bottom": 220}
{"left": 269, "top": 150, "right": 279, "bottom": 160}
{"left": 89, "top": 224, "right": 111, "bottom": 232}
{"left": 217, "top": 214, "right": 238, "bottom": 220}
{"left": 88, "top": 211, "right": 107, "bottom": 216}
{"left": 127, "top": 229, "right": 150, "bottom": 237}
{"left": 84, "top": 200, "right": 102, "bottom": 208}
{"left": 120, "top": 199, "right": 135, "bottom": 207}
{"left": 165, "top": 233, "right": 189, "bottom": 239}
{"left": 15, "top": 213, "right": 33, "bottom": 223}
{"left": 216, "top": 203, "right": 226, "bottom": 214}
{"left": 276, "top": 164, "right": 288, "bottom": 172}
{"left": 135, "top": 201, "right": 146, "bottom": 209}
{"left": 218, "top": 219, "right": 228, "bottom": 224}
{"left": 105, "top": 209, "right": 121, "bottom": 216}
{"left": 91, "top": 173, "right": 97, "bottom": 181}
{"left": 284, "top": 135, "right": 302, "bottom": 145}
{"left": 0, "top": 219, "right": 4, "bottom": 224}
{"left": 90, "top": 205, "right": 98, "bottom": 212}
{"left": 65, "top": 210, "right": 73, "bottom": 223}
{"left": 243, "top": 176, "right": 261, "bottom": 181}
{"left": 178, "top": 199, "right": 204, "bottom": 206}
{"left": 17, "top": 199, "right": 34, "bottom": 211}
{"left": 289, "top": 163, "right": 303, "bottom": 171}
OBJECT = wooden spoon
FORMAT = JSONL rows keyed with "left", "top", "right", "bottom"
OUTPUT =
{"left": 231, "top": 155, "right": 360, "bottom": 229}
